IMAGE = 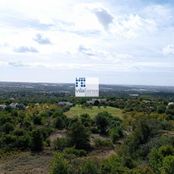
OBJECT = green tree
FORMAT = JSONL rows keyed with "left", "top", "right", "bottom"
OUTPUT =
{"left": 95, "top": 112, "right": 110, "bottom": 135}
{"left": 55, "top": 115, "right": 65, "bottom": 130}
{"left": 68, "top": 121, "right": 90, "bottom": 150}
{"left": 157, "top": 105, "right": 166, "bottom": 114}
{"left": 31, "top": 129, "right": 43, "bottom": 152}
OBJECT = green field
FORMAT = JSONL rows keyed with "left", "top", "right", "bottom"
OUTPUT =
{"left": 65, "top": 105, "right": 123, "bottom": 118}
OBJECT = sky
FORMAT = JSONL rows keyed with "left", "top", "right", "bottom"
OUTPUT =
{"left": 0, "top": 0, "right": 174, "bottom": 86}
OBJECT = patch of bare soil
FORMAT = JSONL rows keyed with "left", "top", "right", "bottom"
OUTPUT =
{"left": 49, "top": 130, "right": 67, "bottom": 142}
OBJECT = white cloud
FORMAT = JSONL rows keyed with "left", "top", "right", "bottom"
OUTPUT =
{"left": 110, "top": 14, "right": 157, "bottom": 39}
{"left": 163, "top": 44, "right": 174, "bottom": 55}
{"left": 143, "top": 4, "right": 173, "bottom": 26}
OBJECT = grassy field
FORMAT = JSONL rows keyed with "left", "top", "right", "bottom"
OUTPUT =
{"left": 65, "top": 105, "right": 123, "bottom": 119}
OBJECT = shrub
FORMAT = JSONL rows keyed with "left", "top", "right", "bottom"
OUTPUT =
{"left": 40, "top": 127, "right": 53, "bottom": 140}
{"left": 0, "top": 134, "right": 16, "bottom": 148}
{"left": 148, "top": 145, "right": 174, "bottom": 173}
{"left": 33, "top": 115, "right": 42, "bottom": 125}
{"left": 80, "top": 160, "right": 99, "bottom": 174}
{"left": 64, "top": 147, "right": 87, "bottom": 157}
{"left": 161, "top": 155, "right": 174, "bottom": 174}
{"left": 100, "top": 155, "right": 128, "bottom": 174}
{"left": 131, "top": 165, "right": 154, "bottom": 174}
{"left": 50, "top": 152, "right": 69, "bottom": 174}
{"left": 53, "top": 137, "right": 69, "bottom": 151}
{"left": 13, "top": 128, "right": 25, "bottom": 136}
{"left": 80, "top": 114, "right": 92, "bottom": 127}
{"left": 94, "top": 138, "right": 113, "bottom": 149}
{"left": 1, "top": 122, "right": 14, "bottom": 133}
{"left": 15, "top": 134, "right": 31, "bottom": 150}
{"left": 109, "top": 127, "right": 123, "bottom": 144}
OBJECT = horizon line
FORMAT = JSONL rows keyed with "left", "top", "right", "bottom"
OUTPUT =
{"left": 0, "top": 80, "right": 174, "bottom": 88}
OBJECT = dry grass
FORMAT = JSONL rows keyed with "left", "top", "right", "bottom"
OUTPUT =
{"left": 0, "top": 151, "right": 52, "bottom": 174}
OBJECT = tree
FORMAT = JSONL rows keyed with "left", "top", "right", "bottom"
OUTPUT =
{"left": 68, "top": 121, "right": 90, "bottom": 150}
{"left": 166, "top": 104, "right": 174, "bottom": 115}
{"left": 157, "top": 105, "right": 166, "bottom": 114}
{"left": 95, "top": 112, "right": 110, "bottom": 135}
{"left": 31, "top": 129, "right": 43, "bottom": 152}
{"left": 55, "top": 115, "right": 65, "bottom": 130}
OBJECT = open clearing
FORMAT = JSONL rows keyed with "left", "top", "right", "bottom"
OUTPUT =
{"left": 65, "top": 105, "right": 123, "bottom": 119}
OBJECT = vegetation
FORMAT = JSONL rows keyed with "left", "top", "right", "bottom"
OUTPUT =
{"left": 0, "top": 83, "right": 174, "bottom": 173}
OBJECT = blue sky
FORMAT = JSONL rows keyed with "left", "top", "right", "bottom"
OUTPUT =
{"left": 0, "top": 0, "right": 174, "bottom": 86}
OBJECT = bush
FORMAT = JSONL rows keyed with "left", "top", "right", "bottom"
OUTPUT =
{"left": 50, "top": 152, "right": 69, "bottom": 174}
{"left": 80, "top": 114, "right": 92, "bottom": 127}
{"left": 131, "top": 165, "right": 154, "bottom": 174}
{"left": 40, "top": 127, "right": 53, "bottom": 140}
{"left": 94, "top": 138, "right": 113, "bottom": 149}
{"left": 53, "top": 138, "right": 69, "bottom": 151}
{"left": 15, "top": 134, "right": 31, "bottom": 150}
{"left": 33, "top": 115, "right": 42, "bottom": 125}
{"left": 148, "top": 145, "right": 174, "bottom": 173}
{"left": 64, "top": 147, "right": 87, "bottom": 157}
{"left": 161, "top": 155, "right": 174, "bottom": 174}
{"left": 0, "top": 134, "right": 16, "bottom": 148}
{"left": 100, "top": 155, "right": 128, "bottom": 174}
{"left": 80, "top": 160, "right": 99, "bottom": 174}
{"left": 1, "top": 122, "right": 14, "bottom": 133}
{"left": 109, "top": 127, "right": 123, "bottom": 144}
{"left": 13, "top": 128, "right": 25, "bottom": 136}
